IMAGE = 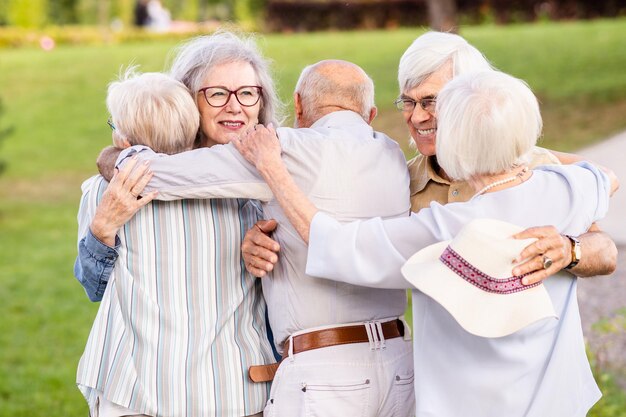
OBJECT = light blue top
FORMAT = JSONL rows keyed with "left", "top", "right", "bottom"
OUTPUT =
{"left": 306, "top": 162, "right": 610, "bottom": 417}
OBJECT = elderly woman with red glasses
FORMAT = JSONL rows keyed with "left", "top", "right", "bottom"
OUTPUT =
{"left": 73, "top": 31, "right": 282, "bottom": 417}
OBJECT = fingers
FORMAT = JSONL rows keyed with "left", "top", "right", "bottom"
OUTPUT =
{"left": 137, "top": 190, "right": 158, "bottom": 208}
{"left": 516, "top": 251, "right": 563, "bottom": 285}
{"left": 267, "top": 123, "right": 277, "bottom": 138}
{"left": 129, "top": 164, "right": 153, "bottom": 198}
{"left": 242, "top": 228, "right": 279, "bottom": 262}
{"left": 112, "top": 155, "right": 139, "bottom": 185}
{"left": 517, "top": 269, "right": 551, "bottom": 286}
{"left": 125, "top": 160, "right": 151, "bottom": 195}
{"left": 242, "top": 243, "right": 277, "bottom": 278}
{"left": 251, "top": 229, "right": 280, "bottom": 253}
{"left": 256, "top": 219, "right": 279, "bottom": 235}
{"left": 242, "top": 221, "right": 280, "bottom": 278}
{"left": 512, "top": 225, "right": 560, "bottom": 262}
{"left": 513, "top": 227, "right": 571, "bottom": 285}
{"left": 245, "top": 258, "right": 272, "bottom": 278}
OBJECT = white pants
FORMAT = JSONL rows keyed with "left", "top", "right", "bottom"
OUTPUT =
{"left": 264, "top": 329, "right": 415, "bottom": 417}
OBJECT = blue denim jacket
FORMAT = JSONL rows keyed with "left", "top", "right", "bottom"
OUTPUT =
{"left": 73, "top": 229, "right": 119, "bottom": 302}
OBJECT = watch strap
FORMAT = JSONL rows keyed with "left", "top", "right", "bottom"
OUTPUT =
{"left": 565, "top": 235, "right": 581, "bottom": 270}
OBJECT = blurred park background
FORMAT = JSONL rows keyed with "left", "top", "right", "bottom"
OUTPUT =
{"left": 0, "top": 0, "right": 625, "bottom": 415}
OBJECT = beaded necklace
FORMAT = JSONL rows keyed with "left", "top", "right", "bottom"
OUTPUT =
{"left": 473, "top": 167, "right": 529, "bottom": 197}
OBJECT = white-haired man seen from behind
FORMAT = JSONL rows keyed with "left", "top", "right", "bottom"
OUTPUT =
{"left": 243, "top": 31, "right": 617, "bottom": 290}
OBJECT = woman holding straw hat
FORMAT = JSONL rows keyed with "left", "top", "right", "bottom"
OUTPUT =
{"left": 232, "top": 70, "right": 618, "bottom": 416}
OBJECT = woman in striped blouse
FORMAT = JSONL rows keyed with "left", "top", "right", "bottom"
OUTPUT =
{"left": 74, "top": 31, "right": 282, "bottom": 417}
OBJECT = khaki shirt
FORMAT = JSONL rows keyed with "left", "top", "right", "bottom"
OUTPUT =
{"left": 408, "top": 147, "right": 561, "bottom": 212}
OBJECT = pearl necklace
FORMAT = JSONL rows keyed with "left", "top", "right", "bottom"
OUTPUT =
{"left": 473, "top": 167, "right": 528, "bottom": 197}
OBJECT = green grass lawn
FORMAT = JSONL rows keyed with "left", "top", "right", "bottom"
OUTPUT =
{"left": 0, "top": 19, "right": 625, "bottom": 416}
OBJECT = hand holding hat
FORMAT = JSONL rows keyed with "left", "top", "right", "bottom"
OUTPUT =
{"left": 401, "top": 218, "right": 558, "bottom": 338}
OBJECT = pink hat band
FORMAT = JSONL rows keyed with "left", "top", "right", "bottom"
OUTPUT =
{"left": 440, "top": 246, "right": 538, "bottom": 295}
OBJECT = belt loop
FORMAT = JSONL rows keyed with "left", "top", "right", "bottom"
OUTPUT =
{"left": 372, "top": 322, "right": 380, "bottom": 350}
{"left": 371, "top": 322, "right": 381, "bottom": 350}
{"left": 364, "top": 322, "right": 375, "bottom": 350}
{"left": 376, "top": 321, "right": 387, "bottom": 349}
{"left": 288, "top": 335, "right": 295, "bottom": 361}
{"left": 400, "top": 317, "right": 412, "bottom": 341}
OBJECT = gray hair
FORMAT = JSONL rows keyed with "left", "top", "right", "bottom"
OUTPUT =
{"left": 295, "top": 61, "right": 375, "bottom": 124}
{"left": 435, "top": 71, "right": 542, "bottom": 180}
{"left": 168, "top": 30, "right": 284, "bottom": 129}
{"left": 398, "top": 31, "right": 494, "bottom": 92}
{"left": 107, "top": 67, "right": 199, "bottom": 154}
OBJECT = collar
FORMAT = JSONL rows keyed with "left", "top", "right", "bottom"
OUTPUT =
{"left": 310, "top": 110, "right": 370, "bottom": 129}
{"left": 408, "top": 154, "right": 452, "bottom": 195}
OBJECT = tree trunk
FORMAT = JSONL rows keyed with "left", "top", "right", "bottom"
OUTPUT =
{"left": 426, "top": 0, "right": 458, "bottom": 33}
{"left": 97, "top": 0, "right": 109, "bottom": 27}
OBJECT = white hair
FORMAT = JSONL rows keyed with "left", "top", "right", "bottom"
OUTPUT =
{"left": 294, "top": 61, "right": 375, "bottom": 123}
{"left": 398, "top": 31, "right": 494, "bottom": 92}
{"left": 167, "top": 30, "right": 284, "bottom": 139}
{"left": 435, "top": 71, "right": 542, "bottom": 180}
{"left": 107, "top": 67, "right": 199, "bottom": 154}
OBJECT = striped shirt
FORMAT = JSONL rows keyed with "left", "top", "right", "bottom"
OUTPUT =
{"left": 76, "top": 176, "right": 274, "bottom": 416}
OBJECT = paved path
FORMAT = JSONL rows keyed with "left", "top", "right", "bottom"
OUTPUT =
{"left": 577, "top": 130, "right": 626, "bottom": 387}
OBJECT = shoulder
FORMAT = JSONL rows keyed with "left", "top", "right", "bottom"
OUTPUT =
{"left": 407, "top": 154, "right": 430, "bottom": 194}
{"left": 527, "top": 146, "right": 560, "bottom": 167}
{"left": 81, "top": 175, "right": 108, "bottom": 196}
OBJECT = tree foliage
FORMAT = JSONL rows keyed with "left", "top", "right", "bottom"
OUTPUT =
{"left": 0, "top": 1, "right": 622, "bottom": 30}
{"left": 5, "top": 0, "right": 48, "bottom": 27}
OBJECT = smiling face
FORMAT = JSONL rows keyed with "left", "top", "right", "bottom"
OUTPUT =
{"left": 197, "top": 61, "right": 261, "bottom": 147}
{"left": 401, "top": 63, "right": 452, "bottom": 157}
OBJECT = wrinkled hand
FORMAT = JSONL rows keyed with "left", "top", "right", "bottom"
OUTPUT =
{"left": 232, "top": 123, "right": 282, "bottom": 172}
{"left": 512, "top": 225, "right": 572, "bottom": 285}
{"left": 90, "top": 156, "right": 158, "bottom": 246}
{"left": 242, "top": 220, "right": 280, "bottom": 278}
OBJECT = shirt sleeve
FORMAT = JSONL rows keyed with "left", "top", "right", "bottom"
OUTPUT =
{"left": 116, "top": 144, "right": 273, "bottom": 202}
{"left": 73, "top": 229, "right": 120, "bottom": 302}
{"left": 73, "top": 176, "right": 118, "bottom": 302}
{"left": 556, "top": 161, "right": 611, "bottom": 226}
{"left": 305, "top": 211, "right": 442, "bottom": 290}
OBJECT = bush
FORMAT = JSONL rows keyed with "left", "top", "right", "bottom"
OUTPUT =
{"left": 0, "top": 23, "right": 224, "bottom": 48}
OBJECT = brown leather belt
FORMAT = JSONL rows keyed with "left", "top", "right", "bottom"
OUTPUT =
{"left": 249, "top": 319, "right": 405, "bottom": 383}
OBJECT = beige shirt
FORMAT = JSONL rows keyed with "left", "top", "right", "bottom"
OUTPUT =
{"left": 408, "top": 147, "right": 561, "bottom": 211}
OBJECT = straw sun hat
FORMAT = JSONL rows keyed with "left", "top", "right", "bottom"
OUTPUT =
{"left": 401, "top": 218, "right": 558, "bottom": 338}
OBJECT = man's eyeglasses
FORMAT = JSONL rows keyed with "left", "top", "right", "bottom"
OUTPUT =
{"left": 199, "top": 86, "right": 263, "bottom": 108}
{"left": 107, "top": 117, "right": 116, "bottom": 131}
{"left": 394, "top": 97, "right": 437, "bottom": 113}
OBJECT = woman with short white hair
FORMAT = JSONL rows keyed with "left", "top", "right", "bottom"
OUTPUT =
{"left": 233, "top": 70, "right": 617, "bottom": 416}
{"left": 74, "top": 31, "right": 282, "bottom": 417}
{"left": 106, "top": 69, "right": 199, "bottom": 154}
